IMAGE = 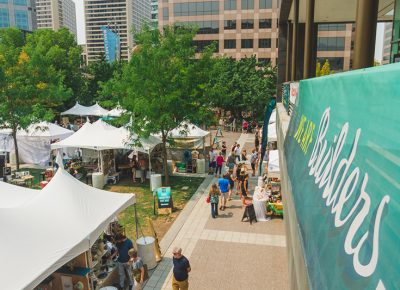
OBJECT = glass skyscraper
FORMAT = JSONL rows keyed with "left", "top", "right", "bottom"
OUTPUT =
{"left": 0, "top": 0, "right": 35, "bottom": 31}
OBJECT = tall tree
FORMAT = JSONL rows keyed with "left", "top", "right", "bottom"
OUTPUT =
{"left": 206, "top": 56, "right": 276, "bottom": 120}
{"left": 0, "top": 28, "right": 70, "bottom": 169}
{"left": 24, "top": 28, "right": 83, "bottom": 112}
{"left": 102, "top": 25, "right": 215, "bottom": 184}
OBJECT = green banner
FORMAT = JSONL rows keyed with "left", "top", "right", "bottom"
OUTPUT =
{"left": 284, "top": 63, "right": 400, "bottom": 290}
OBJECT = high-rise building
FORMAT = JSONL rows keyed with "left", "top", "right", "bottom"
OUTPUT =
{"left": 382, "top": 22, "right": 392, "bottom": 65}
{"left": 34, "top": 0, "right": 77, "bottom": 37}
{"left": 158, "top": 0, "right": 353, "bottom": 70}
{"left": 84, "top": 0, "right": 151, "bottom": 63}
{"left": 0, "top": 0, "right": 36, "bottom": 31}
{"left": 316, "top": 23, "right": 354, "bottom": 72}
{"left": 151, "top": 0, "right": 157, "bottom": 28}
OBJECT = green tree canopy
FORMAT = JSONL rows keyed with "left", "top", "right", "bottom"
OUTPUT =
{"left": 0, "top": 28, "right": 71, "bottom": 168}
{"left": 101, "top": 25, "right": 215, "bottom": 184}
{"left": 206, "top": 56, "right": 276, "bottom": 121}
{"left": 24, "top": 28, "right": 83, "bottom": 111}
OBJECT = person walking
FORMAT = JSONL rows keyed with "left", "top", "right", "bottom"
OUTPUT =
{"left": 130, "top": 155, "right": 138, "bottom": 183}
{"left": 172, "top": 247, "right": 191, "bottom": 290}
{"left": 241, "top": 173, "right": 250, "bottom": 206}
{"left": 208, "top": 148, "right": 217, "bottom": 175}
{"left": 138, "top": 157, "right": 146, "bottom": 183}
{"left": 226, "top": 171, "right": 236, "bottom": 201}
{"left": 231, "top": 141, "right": 237, "bottom": 154}
{"left": 216, "top": 152, "right": 224, "bottom": 177}
{"left": 235, "top": 163, "right": 243, "bottom": 194}
{"left": 218, "top": 173, "right": 230, "bottom": 210}
{"left": 241, "top": 149, "right": 247, "bottom": 162}
{"left": 129, "top": 249, "right": 145, "bottom": 290}
{"left": 227, "top": 152, "right": 236, "bottom": 174}
{"left": 115, "top": 234, "right": 134, "bottom": 290}
{"left": 209, "top": 183, "right": 220, "bottom": 218}
{"left": 250, "top": 148, "right": 258, "bottom": 176}
{"left": 234, "top": 144, "right": 241, "bottom": 161}
{"left": 221, "top": 141, "right": 227, "bottom": 157}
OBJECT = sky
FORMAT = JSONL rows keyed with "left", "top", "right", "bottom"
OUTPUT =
{"left": 72, "top": 0, "right": 385, "bottom": 62}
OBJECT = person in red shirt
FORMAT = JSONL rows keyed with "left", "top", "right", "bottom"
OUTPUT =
{"left": 216, "top": 152, "right": 224, "bottom": 177}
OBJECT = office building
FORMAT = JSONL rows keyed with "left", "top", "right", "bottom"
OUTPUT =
{"left": 158, "top": 0, "right": 353, "bottom": 70}
{"left": 151, "top": 0, "right": 157, "bottom": 28}
{"left": 84, "top": 0, "right": 151, "bottom": 63}
{"left": 0, "top": 0, "right": 36, "bottom": 31}
{"left": 34, "top": 0, "right": 77, "bottom": 37}
{"left": 382, "top": 22, "right": 392, "bottom": 64}
{"left": 317, "top": 23, "right": 353, "bottom": 71}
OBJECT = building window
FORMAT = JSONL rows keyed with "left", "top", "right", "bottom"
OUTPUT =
{"left": 258, "top": 58, "right": 270, "bottom": 64}
{"left": 14, "top": 10, "right": 28, "bottom": 30}
{"left": 224, "top": 0, "right": 236, "bottom": 10}
{"left": 224, "top": 19, "right": 236, "bottom": 30}
{"left": 317, "top": 57, "right": 344, "bottom": 71}
{"left": 178, "top": 20, "right": 219, "bottom": 34}
{"left": 192, "top": 40, "right": 219, "bottom": 52}
{"left": 318, "top": 24, "right": 346, "bottom": 31}
{"left": 241, "top": 19, "right": 254, "bottom": 29}
{"left": 259, "top": 19, "right": 271, "bottom": 29}
{"left": 0, "top": 8, "right": 10, "bottom": 28}
{"left": 162, "top": 7, "right": 169, "bottom": 20}
{"left": 317, "top": 37, "right": 345, "bottom": 51}
{"left": 241, "top": 0, "right": 254, "bottom": 9}
{"left": 13, "top": 0, "right": 26, "bottom": 5}
{"left": 241, "top": 39, "right": 253, "bottom": 48}
{"left": 259, "top": 0, "right": 272, "bottom": 9}
{"left": 0, "top": 0, "right": 9, "bottom": 3}
{"left": 259, "top": 38, "right": 271, "bottom": 48}
{"left": 174, "top": 1, "right": 219, "bottom": 17}
{"left": 224, "top": 39, "right": 236, "bottom": 49}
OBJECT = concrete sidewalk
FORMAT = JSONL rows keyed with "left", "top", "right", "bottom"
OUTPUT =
{"left": 144, "top": 133, "right": 288, "bottom": 290}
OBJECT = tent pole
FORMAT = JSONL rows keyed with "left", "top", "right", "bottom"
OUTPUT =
{"left": 148, "top": 149, "right": 152, "bottom": 173}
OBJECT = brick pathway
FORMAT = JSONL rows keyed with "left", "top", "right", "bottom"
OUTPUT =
{"left": 144, "top": 131, "right": 288, "bottom": 290}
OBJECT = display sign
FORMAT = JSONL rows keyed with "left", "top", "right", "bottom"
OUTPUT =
{"left": 101, "top": 26, "right": 120, "bottom": 63}
{"left": 284, "top": 63, "right": 400, "bottom": 289}
{"left": 157, "top": 187, "right": 172, "bottom": 208}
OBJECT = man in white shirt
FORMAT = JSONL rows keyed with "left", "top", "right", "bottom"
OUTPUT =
{"left": 234, "top": 144, "right": 241, "bottom": 161}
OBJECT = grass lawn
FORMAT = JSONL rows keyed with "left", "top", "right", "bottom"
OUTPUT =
{"left": 104, "top": 175, "right": 205, "bottom": 242}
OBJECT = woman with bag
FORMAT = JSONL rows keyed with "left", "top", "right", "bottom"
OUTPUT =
{"left": 241, "top": 174, "right": 250, "bottom": 207}
{"left": 208, "top": 183, "right": 220, "bottom": 218}
{"left": 129, "top": 249, "right": 145, "bottom": 290}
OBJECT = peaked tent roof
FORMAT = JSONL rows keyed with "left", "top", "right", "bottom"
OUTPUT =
{"left": 0, "top": 180, "right": 39, "bottom": 208}
{"left": 108, "top": 105, "right": 127, "bottom": 117}
{"left": 169, "top": 121, "right": 210, "bottom": 139}
{"left": 61, "top": 102, "right": 110, "bottom": 117}
{"left": 0, "top": 168, "right": 135, "bottom": 289}
{"left": 268, "top": 123, "right": 277, "bottom": 142}
{"left": 268, "top": 149, "right": 280, "bottom": 173}
{"left": 51, "top": 120, "right": 161, "bottom": 152}
{"left": 17, "top": 122, "right": 74, "bottom": 139}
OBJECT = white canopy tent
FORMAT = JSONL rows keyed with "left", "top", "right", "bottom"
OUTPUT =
{"left": 268, "top": 149, "right": 280, "bottom": 178}
{"left": 167, "top": 121, "right": 210, "bottom": 149}
{"left": 108, "top": 105, "right": 127, "bottom": 117}
{"left": 0, "top": 168, "right": 135, "bottom": 289}
{"left": 268, "top": 123, "right": 277, "bottom": 142}
{"left": 51, "top": 120, "right": 161, "bottom": 153}
{"left": 0, "top": 122, "right": 74, "bottom": 165}
{"left": 61, "top": 102, "right": 110, "bottom": 117}
{"left": 269, "top": 109, "right": 276, "bottom": 124}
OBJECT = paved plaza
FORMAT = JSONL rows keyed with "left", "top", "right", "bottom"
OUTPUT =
{"left": 143, "top": 132, "right": 288, "bottom": 290}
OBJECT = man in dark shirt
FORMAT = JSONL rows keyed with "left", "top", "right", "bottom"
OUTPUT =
{"left": 115, "top": 234, "right": 134, "bottom": 290}
{"left": 172, "top": 247, "right": 191, "bottom": 290}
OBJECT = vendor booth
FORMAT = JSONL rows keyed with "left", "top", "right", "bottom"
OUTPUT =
{"left": 51, "top": 120, "right": 162, "bottom": 187}
{"left": 0, "top": 122, "right": 74, "bottom": 166}
{"left": 0, "top": 165, "right": 135, "bottom": 290}
{"left": 166, "top": 121, "right": 210, "bottom": 174}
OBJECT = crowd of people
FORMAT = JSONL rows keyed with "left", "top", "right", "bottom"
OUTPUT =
{"left": 207, "top": 130, "right": 264, "bottom": 218}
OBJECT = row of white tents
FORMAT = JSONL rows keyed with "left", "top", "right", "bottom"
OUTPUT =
{"left": 0, "top": 119, "right": 212, "bottom": 166}
{"left": 61, "top": 102, "right": 125, "bottom": 117}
